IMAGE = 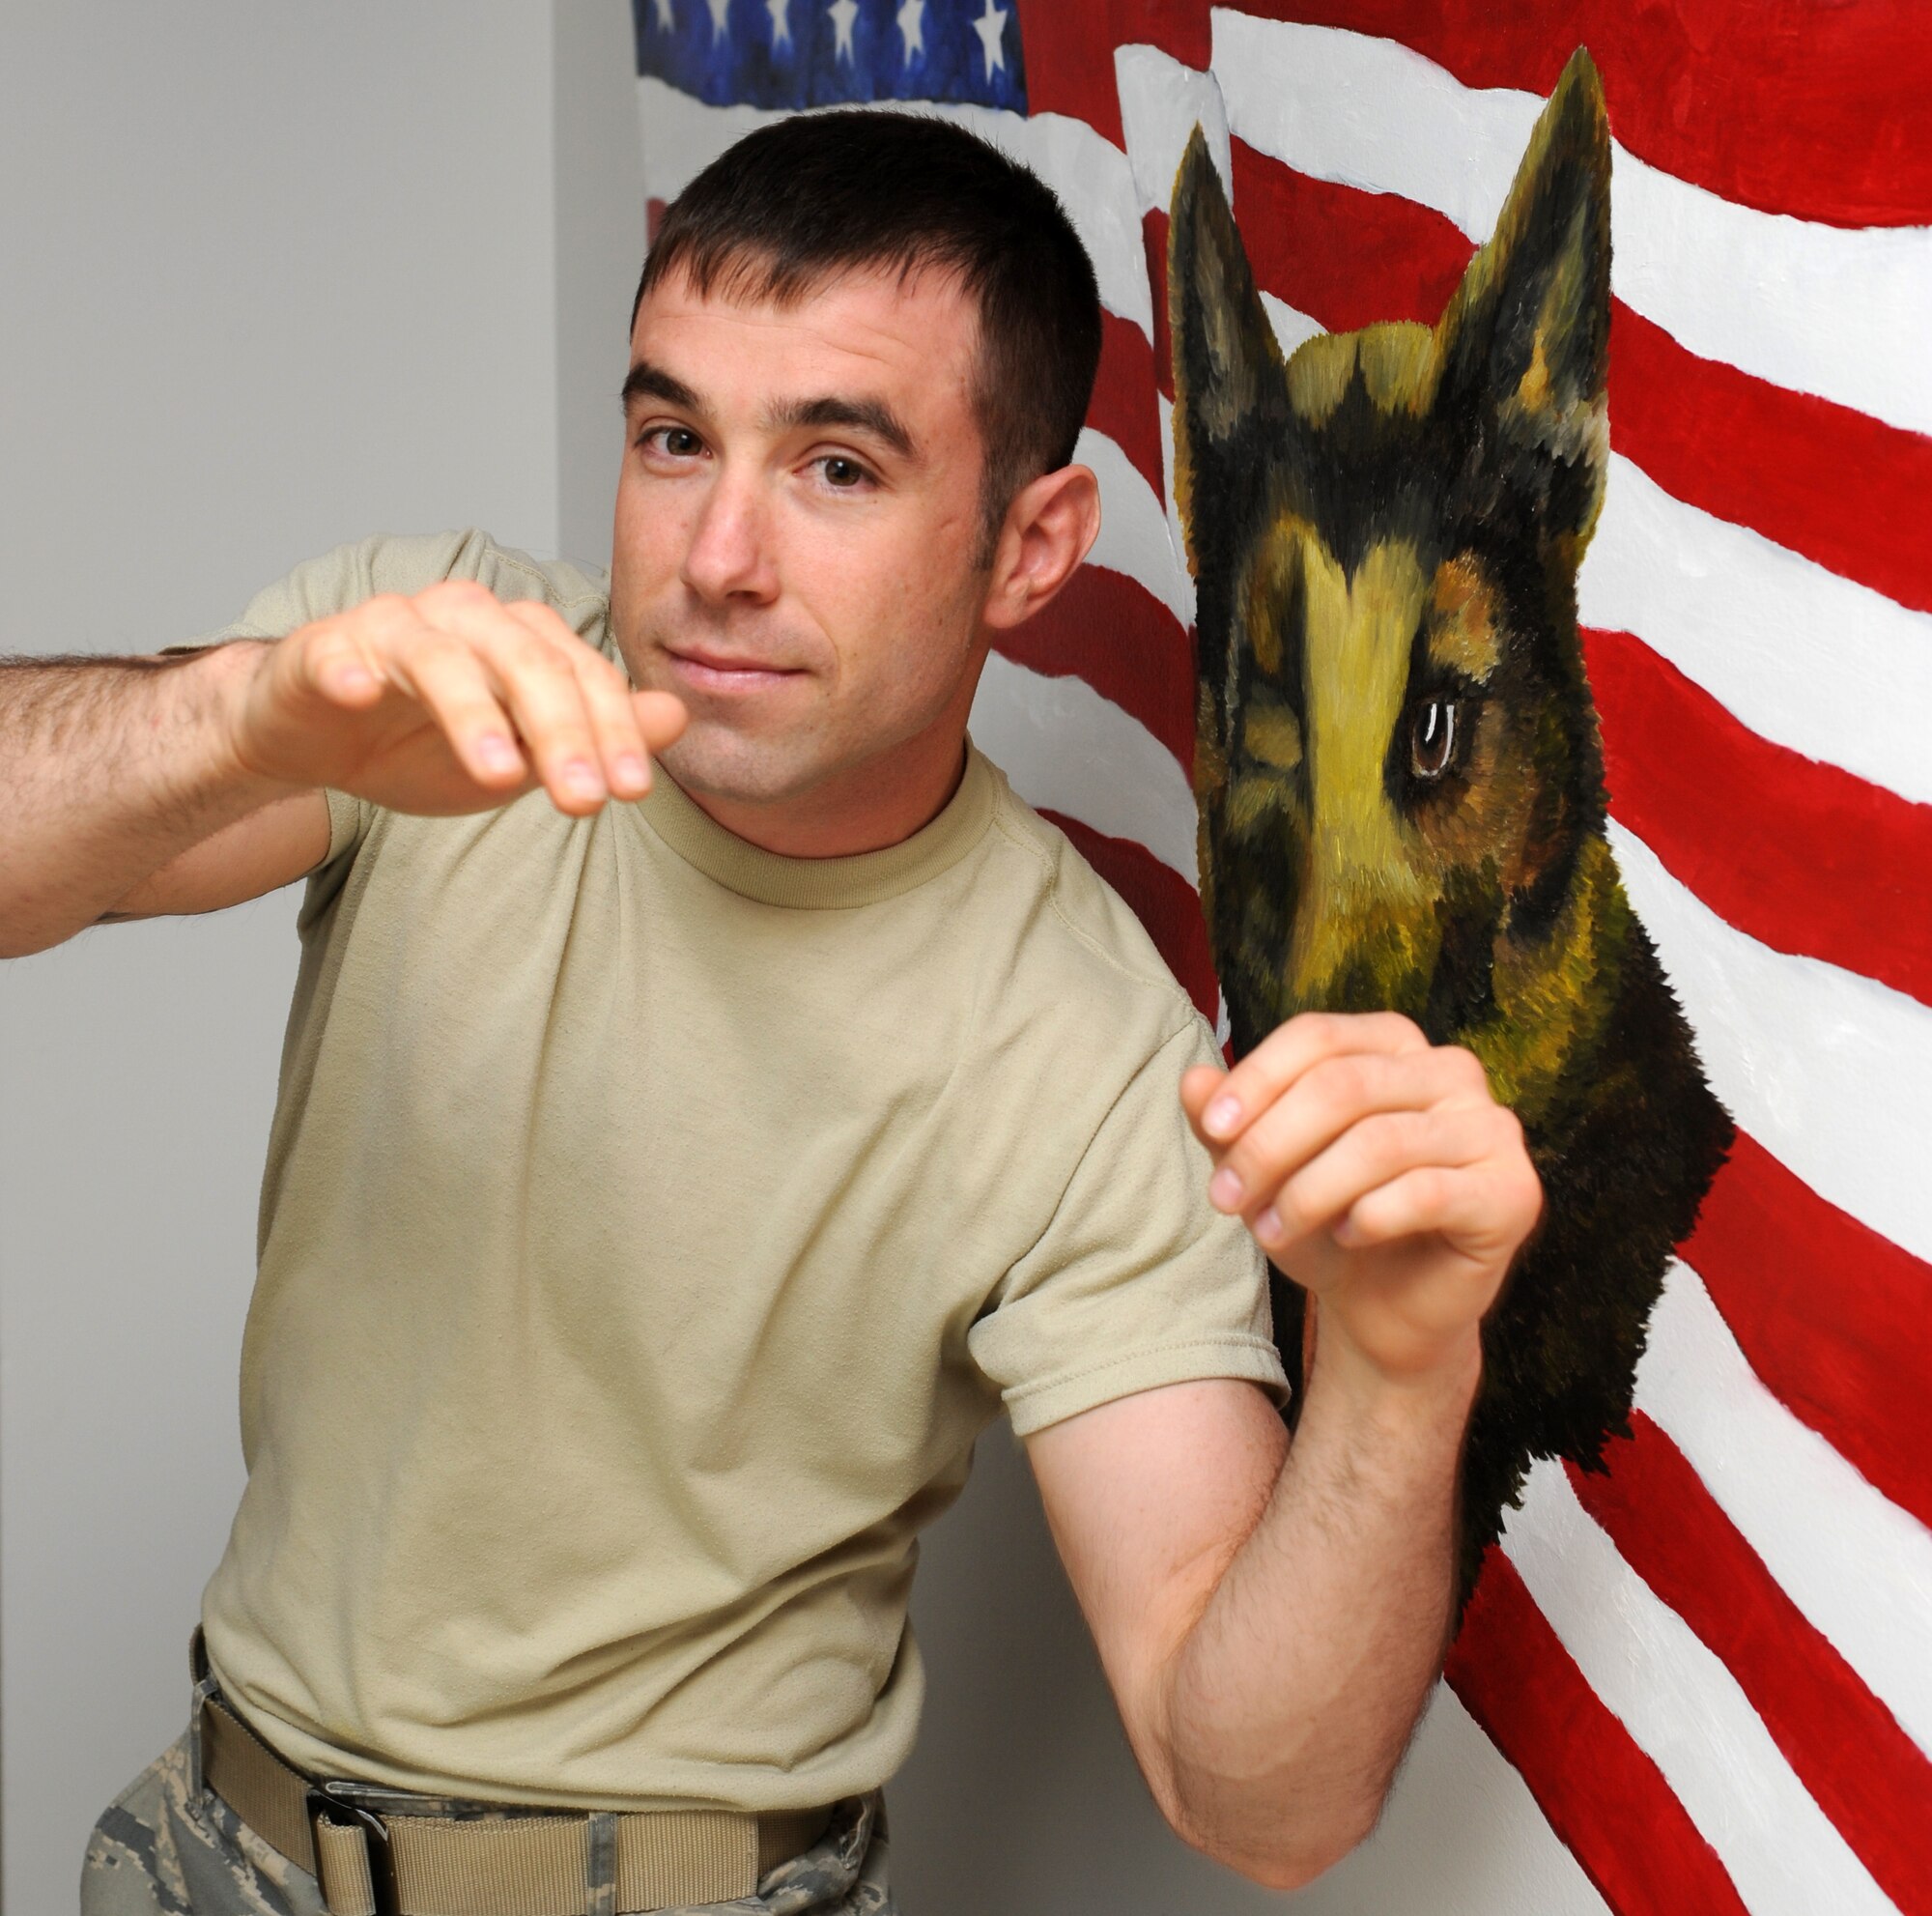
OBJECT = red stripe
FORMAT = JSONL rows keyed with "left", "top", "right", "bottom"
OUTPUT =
{"left": 1226, "top": 143, "right": 1932, "bottom": 616}
{"left": 1229, "top": 136, "right": 1470, "bottom": 329}
{"left": 1447, "top": 1549, "right": 1749, "bottom": 1916}
{"left": 1039, "top": 809, "right": 1217, "bottom": 1021}
{"left": 1607, "top": 308, "right": 1932, "bottom": 621}
{"left": 1568, "top": 1415, "right": 1932, "bottom": 1913}
{"left": 1586, "top": 628, "right": 1932, "bottom": 1007}
{"left": 992, "top": 563, "right": 1196, "bottom": 774}
{"left": 1012, "top": 1, "right": 1210, "bottom": 152}
{"left": 1686, "top": 1132, "right": 1932, "bottom": 1537}
{"left": 1230, "top": 1, "right": 1932, "bottom": 229}
{"left": 1089, "top": 311, "right": 1165, "bottom": 500}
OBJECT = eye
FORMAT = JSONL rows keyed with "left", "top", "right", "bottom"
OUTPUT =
{"left": 1408, "top": 698, "right": 1461, "bottom": 780}
{"left": 817, "top": 455, "right": 870, "bottom": 489}
{"left": 639, "top": 424, "right": 702, "bottom": 458}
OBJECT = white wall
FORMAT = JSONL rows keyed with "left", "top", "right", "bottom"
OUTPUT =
{"left": 0, "top": 7, "right": 561, "bottom": 1907}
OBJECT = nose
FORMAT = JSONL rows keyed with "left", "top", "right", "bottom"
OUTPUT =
{"left": 680, "top": 466, "right": 777, "bottom": 606}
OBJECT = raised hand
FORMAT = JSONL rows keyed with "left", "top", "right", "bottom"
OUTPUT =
{"left": 1180, "top": 1013, "right": 1543, "bottom": 1388}
{"left": 225, "top": 579, "right": 687, "bottom": 818}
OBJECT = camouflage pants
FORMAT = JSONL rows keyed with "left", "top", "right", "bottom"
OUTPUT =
{"left": 82, "top": 1673, "right": 895, "bottom": 1916}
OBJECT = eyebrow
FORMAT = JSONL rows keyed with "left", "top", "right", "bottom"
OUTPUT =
{"left": 763, "top": 394, "right": 916, "bottom": 461}
{"left": 620, "top": 360, "right": 699, "bottom": 411}
{"left": 619, "top": 360, "right": 917, "bottom": 462}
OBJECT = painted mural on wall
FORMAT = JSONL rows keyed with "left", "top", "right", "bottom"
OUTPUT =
{"left": 637, "top": 5, "right": 1932, "bottom": 1912}
{"left": 1168, "top": 54, "right": 1733, "bottom": 1605}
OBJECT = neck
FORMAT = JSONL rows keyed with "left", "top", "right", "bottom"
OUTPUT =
{"left": 671, "top": 731, "right": 972, "bottom": 859}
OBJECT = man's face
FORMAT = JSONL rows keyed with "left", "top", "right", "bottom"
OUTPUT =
{"left": 610, "top": 261, "right": 995, "bottom": 835}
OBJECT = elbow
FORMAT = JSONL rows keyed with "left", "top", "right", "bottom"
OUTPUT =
{"left": 1220, "top": 1819, "right": 1377, "bottom": 1896}
{"left": 1163, "top": 1778, "right": 1384, "bottom": 1894}
{"left": 0, "top": 914, "right": 85, "bottom": 960}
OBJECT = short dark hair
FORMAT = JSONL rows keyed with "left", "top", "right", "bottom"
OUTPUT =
{"left": 632, "top": 110, "right": 1102, "bottom": 564}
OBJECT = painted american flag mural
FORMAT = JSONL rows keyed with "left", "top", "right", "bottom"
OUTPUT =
{"left": 630, "top": 4, "right": 1932, "bottom": 1909}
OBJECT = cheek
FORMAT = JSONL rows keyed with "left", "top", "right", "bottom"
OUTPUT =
{"left": 611, "top": 472, "right": 688, "bottom": 585}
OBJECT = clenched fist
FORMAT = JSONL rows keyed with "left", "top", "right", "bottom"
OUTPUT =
{"left": 224, "top": 579, "right": 688, "bottom": 818}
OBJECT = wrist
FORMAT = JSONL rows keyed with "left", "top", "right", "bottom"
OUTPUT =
{"left": 1312, "top": 1306, "right": 1483, "bottom": 1425}
{"left": 187, "top": 638, "right": 297, "bottom": 803}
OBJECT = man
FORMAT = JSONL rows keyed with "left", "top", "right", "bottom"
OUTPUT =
{"left": 3, "top": 110, "right": 1539, "bottom": 1913}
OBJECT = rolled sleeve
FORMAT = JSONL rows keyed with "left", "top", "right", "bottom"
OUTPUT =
{"left": 968, "top": 1019, "right": 1291, "bottom": 1437}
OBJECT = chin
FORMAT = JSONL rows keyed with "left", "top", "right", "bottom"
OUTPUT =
{"left": 659, "top": 726, "right": 817, "bottom": 808}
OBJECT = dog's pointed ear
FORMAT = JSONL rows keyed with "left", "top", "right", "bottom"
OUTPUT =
{"left": 1437, "top": 48, "right": 1611, "bottom": 556}
{"left": 1168, "top": 127, "right": 1290, "bottom": 581}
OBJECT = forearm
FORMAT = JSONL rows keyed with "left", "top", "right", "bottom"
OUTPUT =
{"left": 1161, "top": 1316, "right": 1479, "bottom": 1888}
{"left": 0, "top": 641, "right": 285, "bottom": 956}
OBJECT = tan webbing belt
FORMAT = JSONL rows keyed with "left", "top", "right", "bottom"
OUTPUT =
{"left": 198, "top": 1690, "right": 832, "bottom": 1916}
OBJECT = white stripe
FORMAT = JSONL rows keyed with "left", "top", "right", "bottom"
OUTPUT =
{"left": 1209, "top": 12, "right": 1932, "bottom": 440}
{"left": 1260, "top": 291, "right": 1326, "bottom": 360}
{"left": 1505, "top": 1464, "right": 1895, "bottom": 1916}
{"left": 970, "top": 653, "right": 1200, "bottom": 881}
{"left": 1251, "top": 296, "right": 1932, "bottom": 811}
{"left": 1077, "top": 427, "right": 1194, "bottom": 628}
{"left": 637, "top": 77, "right": 1152, "bottom": 336}
{"left": 1640, "top": 1260, "right": 1932, "bottom": 1758}
{"left": 1608, "top": 820, "right": 1932, "bottom": 1268}
{"left": 1115, "top": 43, "right": 1233, "bottom": 215}
{"left": 1584, "top": 457, "right": 1932, "bottom": 810}
{"left": 1153, "top": 391, "right": 1191, "bottom": 586}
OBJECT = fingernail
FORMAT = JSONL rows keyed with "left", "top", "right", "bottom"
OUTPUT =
{"left": 333, "top": 663, "right": 373, "bottom": 691}
{"left": 1206, "top": 1096, "right": 1241, "bottom": 1138}
{"left": 562, "top": 759, "right": 603, "bottom": 798}
{"left": 1256, "top": 1207, "right": 1284, "bottom": 1245}
{"left": 1209, "top": 1167, "right": 1244, "bottom": 1211}
{"left": 612, "top": 754, "right": 648, "bottom": 791}
{"left": 478, "top": 734, "right": 518, "bottom": 771}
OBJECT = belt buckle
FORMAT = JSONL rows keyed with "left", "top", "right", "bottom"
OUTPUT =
{"left": 306, "top": 1781, "right": 402, "bottom": 1916}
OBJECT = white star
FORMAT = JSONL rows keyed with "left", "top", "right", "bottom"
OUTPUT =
{"left": 705, "top": 0, "right": 731, "bottom": 42}
{"left": 828, "top": 0, "right": 858, "bottom": 64}
{"left": 971, "top": 0, "right": 1008, "bottom": 80}
{"left": 651, "top": 0, "right": 674, "bottom": 27}
{"left": 766, "top": 0, "right": 790, "bottom": 47}
{"left": 895, "top": 0, "right": 925, "bottom": 65}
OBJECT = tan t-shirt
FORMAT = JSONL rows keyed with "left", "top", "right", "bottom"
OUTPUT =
{"left": 196, "top": 529, "right": 1288, "bottom": 1813}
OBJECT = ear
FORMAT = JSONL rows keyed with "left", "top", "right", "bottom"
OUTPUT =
{"left": 1167, "top": 126, "right": 1291, "bottom": 583}
{"left": 1436, "top": 48, "right": 1611, "bottom": 555}
{"left": 980, "top": 463, "right": 1101, "bottom": 635}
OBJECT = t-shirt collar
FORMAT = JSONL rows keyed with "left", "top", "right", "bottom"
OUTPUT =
{"left": 637, "top": 745, "right": 997, "bottom": 909}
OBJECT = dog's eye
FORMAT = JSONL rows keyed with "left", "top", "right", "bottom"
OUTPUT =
{"left": 1408, "top": 699, "right": 1460, "bottom": 779}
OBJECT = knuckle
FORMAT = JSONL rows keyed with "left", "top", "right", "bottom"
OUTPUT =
{"left": 1374, "top": 1011, "right": 1426, "bottom": 1047}
{"left": 513, "top": 639, "right": 575, "bottom": 682}
{"left": 351, "top": 592, "right": 418, "bottom": 637}
{"left": 409, "top": 630, "right": 474, "bottom": 673}
{"left": 1368, "top": 1108, "right": 1425, "bottom": 1158}
{"left": 1435, "top": 1044, "right": 1490, "bottom": 1093}
{"left": 1310, "top": 1052, "right": 1372, "bottom": 1112}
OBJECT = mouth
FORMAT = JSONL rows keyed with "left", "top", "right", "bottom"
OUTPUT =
{"left": 662, "top": 645, "right": 804, "bottom": 696}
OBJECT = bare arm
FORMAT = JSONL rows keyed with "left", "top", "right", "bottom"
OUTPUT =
{"left": 0, "top": 581, "right": 688, "bottom": 959}
{"left": 1027, "top": 1358, "right": 1470, "bottom": 1888}
{"left": 0, "top": 643, "right": 321, "bottom": 958}
{"left": 1026, "top": 1014, "right": 1540, "bottom": 1890}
